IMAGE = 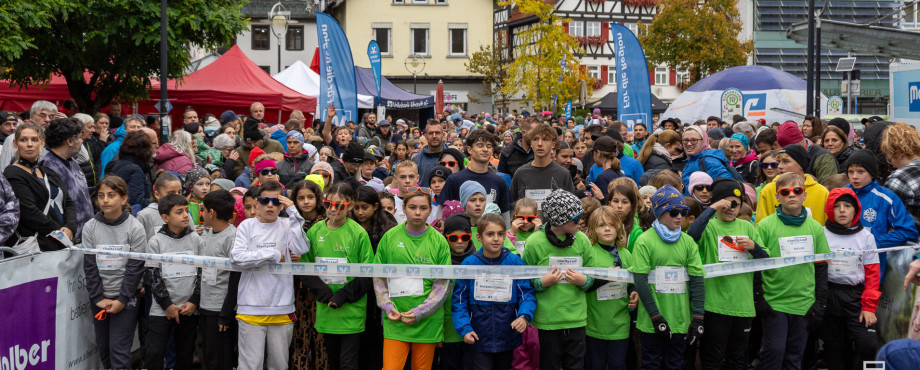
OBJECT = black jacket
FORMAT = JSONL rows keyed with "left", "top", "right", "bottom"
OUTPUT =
{"left": 643, "top": 152, "right": 675, "bottom": 172}
{"left": 498, "top": 137, "right": 533, "bottom": 176}
{"left": 3, "top": 164, "right": 77, "bottom": 251}
{"left": 105, "top": 154, "right": 152, "bottom": 212}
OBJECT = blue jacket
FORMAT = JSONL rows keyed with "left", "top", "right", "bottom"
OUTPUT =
{"left": 847, "top": 180, "right": 919, "bottom": 276}
{"left": 99, "top": 125, "right": 127, "bottom": 177}
{"left": 587, "top": 154, "right": 644, "bottom": 186}
{"left": 681, "top": 149, "right": 733, "bottom": 193}
{"left": 272, "top": 129, "right": 289, "bottom": 152}
{"left": 412, "top": 144, "right": 448, "bottom": 187}
{"left": 452, "top": 248, "right": 536, "bottom": 353}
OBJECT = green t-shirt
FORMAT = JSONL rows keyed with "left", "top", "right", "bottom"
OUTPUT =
{"left": 626, "top": 216, "right": 644, "bottom": 253}
{"left": 629, "top": 228, "right": 705, "bottom": 334}
{"left": 513, "top": 230, "right": 535, "bottom": 257}
{"left": 442, "top": 281, "right": 462, "bottom": 343}
{"left": 522, "top": 230, "right": 594, "bottom": 330}
{"left": 189, "top": 201, "right": 201, "bottom": 226}
{"left": 754, "top": 213, "right": 831, "bottom": 316}
{"left": 586, "top": 244, "right": 633, "bottom": 340}
{"left": 698, "top": 217, "right": 756, "bottom": 317}
{"left": 374, "top": 225, "right": 451, "bottom": 343}
{"left": 472, "top": 226, "right": 519, "bottom": 255}
{"left": 305, "top": 219, "right": 374, "bottom": 334}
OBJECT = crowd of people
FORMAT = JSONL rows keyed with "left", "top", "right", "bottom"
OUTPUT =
{"left": 3, "top": 99, "right": 920, "bottom": 370}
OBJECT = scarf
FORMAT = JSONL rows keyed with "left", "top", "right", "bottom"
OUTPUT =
{"left": 652, "top": 219, "right": 682, "bottom": 243}
{"left": 545, "top": 227, "right": 575, "bottom": 248}
{"left": 776, "top": 205, "right": 807, "bottom": 226}
{"left": 599, "top": 243, "right": 622, "bottom": 267}
{"left": 451, "top": 243, "right": 475, "bottom": 265}
{"left": 17, "top": 157, "right": 38, "bottom": 175}
{"left": 731, "top": 150, "right": 758, "bottom": 167}
{"left": 825, "top": 218, "right": 864, "bottom": 235}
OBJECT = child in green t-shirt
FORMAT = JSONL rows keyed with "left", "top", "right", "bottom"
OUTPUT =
{"left": 687, "top": 178, "right": 770, "bottom": 369}
{"left": 522, "top": 189, "right": 596, "bottom": 370}
{"left": 438, "top": 213, "right": 476, "bottom": 365}
{"left": 509, "top": 198, "right": 541, "bottom": 256}
{"left": 629, "top": 184, "right": 706, "bottom": 369}
{"left": 585, "top": 206, "right": 638, "bottom": 370}
{"left": 606, "top": 178, "right": 648, "bottom": 252}
{"left": 754, "top": 172, "right": 830, "bottom": 369}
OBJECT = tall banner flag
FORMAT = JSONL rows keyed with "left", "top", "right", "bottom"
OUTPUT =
{"left": 317, "top": 12, "right": 358, "bottom": 126}
{"left": 565, "top": 100, "right": 572, "bottom": 119}
{"left": 610, "top": 23, "right": 652, "bottom": 132}
{"left": 720, "top": 88, "right": 743, "bottom": 123}
{"left": 367, "top": 40, "right": 382, "bottom": 107}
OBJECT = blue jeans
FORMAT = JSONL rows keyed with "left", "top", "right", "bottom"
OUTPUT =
{"left": 585, "top": 336, "right": 628, "bottom": 370}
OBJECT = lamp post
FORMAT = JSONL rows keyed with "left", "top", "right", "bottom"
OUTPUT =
{"left": 159, "top": 0, "right": 169, "bottom": 145}
{"left": 267, "top": 2, "right": 293, "bottom": 74}
{"left": 404, "top": 54, "right": 426, "bottom": 93}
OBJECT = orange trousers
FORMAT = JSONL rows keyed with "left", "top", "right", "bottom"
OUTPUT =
{"left": 382, "top": 338, "right": 437, "bottom": 370}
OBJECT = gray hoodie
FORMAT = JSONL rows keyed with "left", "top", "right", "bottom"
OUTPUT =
{"left": 199, "top": 224, "right": 237, "bottom": 311}
{"left": 82, "top": 210, "right": 147, "bottom": 304}
{"left": 136, "top": 203, "right": 162, "bottom": 240}
{"left": 147, "top": 225, "right": 201, "bottom": 317}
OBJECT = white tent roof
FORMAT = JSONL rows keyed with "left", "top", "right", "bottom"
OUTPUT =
{"left": 273, "top": 60, "right": 374, "bottom": 109}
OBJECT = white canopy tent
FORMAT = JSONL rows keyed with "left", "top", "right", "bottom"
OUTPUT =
{"left": 273, "top": 60, "right": 375, "bottom": 109}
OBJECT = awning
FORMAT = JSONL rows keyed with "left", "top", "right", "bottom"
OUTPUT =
{"left": 354, "top": 67, "right": 434, "bottom": 110}
{"left": 787, "top": 19, "right": 920, "bottom": 60}
{"left": 586, "top": 92, "right": 668, "bottom": 113}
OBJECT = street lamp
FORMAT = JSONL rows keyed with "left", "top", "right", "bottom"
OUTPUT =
{"left": 266, "top": 2, "right": 297, "bottom": 74}
{"left": 404, "top": 54, "right": 426, "bottom": 93}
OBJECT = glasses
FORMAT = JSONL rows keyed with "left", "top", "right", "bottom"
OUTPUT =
{"left": 439, "top": 160, "right": 458, "bottom": 167}
{"left": 720, "top": 236, "right": 745, "bottom": 252}
{"left": 667, "top": 208, "right": 690, "bottom": 218}
{"left": 406, "top": 186, "right": 432, "bottom": 195}
{"left": 516, "top": 215, "right": 538, "bottom": 222}
{"left": 258, "top": 168, "right": 278, "bottom": 176}
{"left": 571, "top": 211, "right": 584, "bottom": 223}
{"left": 693, "top": 185, "right": 712, "bottom": 192}
{"left": 682, "top": 138, "right": 701, "bottom": 145}
{"left": 446, "top": 233, "right": 472, "bottom": 243}
{"left": 760, "top": 162, "right": 779, "bottom": 169}
{"left": 257, "top": 196, "right": 281, "bottom": 206}
{"left": 323, "top": 200, "right": 352, "bottom": 211}
{"left": 777, "top": 186, "right": 805, "bottom": 197}
{"left": 311, "top": 170, "right": 331, "bottom": 178}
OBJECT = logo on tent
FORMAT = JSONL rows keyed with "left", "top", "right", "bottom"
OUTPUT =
{"left": 909, "top": 82, "right": 920, "bottom": 112}
{"left": 743, "top": 93, "right": 767, "bottom": 117}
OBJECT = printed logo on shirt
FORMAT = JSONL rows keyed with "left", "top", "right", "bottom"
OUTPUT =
{"left": 255, "top": 242, "right": 277, "bottom": 250}
{"left": 333, "top": 243, "right": 350, "bottom": 253}
{"left": 863, "top": 208, "right": 877, "bottom": 223}
{"left": 414, "top": 253, "right": 432, "bottom": 264}
{"left": 488, "top": 189, "right": 497, "bottom": 204}
{"left": 319, "top": 236, "right": 325, "bottom": 242}
{"left": 397, "top": 242, "right": 406, "bottom": 248}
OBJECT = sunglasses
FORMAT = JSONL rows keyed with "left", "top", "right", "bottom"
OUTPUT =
{"left": 777, "top": 186, "right": 805, "bottom": 197}
{"left": 322, "top": 200, "right": 352, "bottom": 211}
{"left": 446, "top": 233, "right": 472, "bottom": 243}
{"left": 693, "top": 185, "right": 712, "bottom": 192}
{"left": 258, "top": 168, "right": 278, "bottom": 176}
{"left": 516, "top": 215, "right": 538, "bottom": 222}
{"left": 729, "top": 200, "right": 740, "bottom": 209}
{"left": 406, "top": 186, "right": 432, "bottom": 195}
{"left": 667, "top": 208, "right": 690, "bottom": 218}
{"left": 720, "top": 236, "right": 745, "bottom": 252}
{"left": 439, "top": 160, "right": 458, "bottom": 167}
{"left": 571, "top": 211, "right": 584, "bottom": 223}
{"left": 760, "top": 162, "right": 779, "bottom": 170}
{"left": 257, "top": 196, "right": 281, "bottom": 206}
{"left": 311, "top": 170, "right": 331, "bottom": 178}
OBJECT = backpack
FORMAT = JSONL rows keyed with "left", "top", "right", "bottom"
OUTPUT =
{"left": 697, "top": 155, "right": 745, "bottom": 183}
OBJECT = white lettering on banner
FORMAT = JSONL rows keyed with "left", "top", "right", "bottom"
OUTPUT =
{"left": 385, "top": 99, "right": 432, "bottom": 109}
{"left": 317, "top": 257, "right": 347, "bottom": 285}
{"left": 616, "top": 32, "right": 630, "bottom": 109}
{"left": 1, "top": 341, "right": 52, "bottom": 370}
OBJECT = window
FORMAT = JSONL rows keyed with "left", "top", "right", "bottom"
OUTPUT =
{"left": 569, "top": 21, "right": 583, "bottom": 37}
{"left": 627, "top": 23, "right": 639, "bottom": 35}
{"left": 586, "top": 21, "right": 601, "bottom": 37}
{"left": 411, "top": 26, "right": 430, "bottom": 56}
{"left": 436, "top": 0, "right": 447, "bottom": 3}
{"left": 413, "top": 0, "right": 427, "bottom": 3}
{"left": 258, "top": 66, "right": 271, "bottom": 74}
{"left": 586, "top": 66, "right": 600, "bottom": 80}
{"left": 373, "top": 26, "right": 392, "bottom": 55}
{"left": 608, "top": 65, "right": 616, "bottom": 85}
{"left": 449, "top": 24, "right": 467, "bottom": 56}
{"left": 655, "top": 67, "right": 668, "bottom": 85}
{"left": 252, "top": 25, "right": 270, "bottom": 50}
{"left": 676, "top": 70, "right": 690, "bottom": 85}
{"left": 286, "top": 26, "right": 304, "bottom": 51}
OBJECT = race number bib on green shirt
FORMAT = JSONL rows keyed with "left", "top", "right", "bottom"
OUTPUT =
{"left": 388, "top": 277, "right": 424, "bottom": 298}
{"left": 717, "top": 236, "right": 748, "bottom": 262}
{"left": 549, "top": 256, "right": 583, "bottom": 284}
{"left": 778, "top": 235, "right": 814, "bottom": 257}
{"left": 597, "top": 281, "right": 627, "bottom": 300}
{"left": 317, "top": 257, "right": 347, "bottom": 285}
{"left": 474, "top": 275, "right": 513, "bottom": 302}
{"left": 162, "top": 251, "right": 196, "bottom": 279}
{"left": 96, "top": 245, "right": 127, "bottom": 271}
{"left": 655, "top": 266, "right": 687, "bottom": 294}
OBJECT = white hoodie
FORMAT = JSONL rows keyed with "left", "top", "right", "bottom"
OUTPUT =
{"left": 231, "top": 205, "right": 310, "bottom": 315}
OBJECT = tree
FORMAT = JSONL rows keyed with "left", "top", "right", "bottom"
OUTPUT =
{"left": 0, "top": 0, "right": 248, "bottom": 114}
{"left": 465, "top": 33, "right": 512, "bottom": 111}
{"left": 498, "top": 0, "right": 593, "bottom": 112}
{"left": 639, "top": 0, "right": 754, "bottom": 85}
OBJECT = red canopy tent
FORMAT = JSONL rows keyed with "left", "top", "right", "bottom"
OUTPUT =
{"left": 0, "top": 74, "right": 74, "bottom": 113}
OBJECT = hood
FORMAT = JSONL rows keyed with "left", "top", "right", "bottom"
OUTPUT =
{"left": 473, "top": 247, "right": 511, "bottom": 265}
{"left": 825, "top": 187, "right": 862, "bottom": 226}
{"left": 93, "top": 209, "right": 131, "bottom": 226}
{"left": 864, "top": 121, "right": 892, "bottom": 156}
{"left": 732, "top": 150, "right": 758, "bottom": 166}
{"left": 834, "top": 144, "right": 856, "bottom": 161}
{"left": 113, "top": 125, "right": 127, "bottom": 141}
{"left": 155, "top": 143, "right": 186, "bottom": 163}
{"left": 284, "top": 150, "right": 310, "bottom": 161}
{"left": 420, "top": 144, "right": 448, "bottom": 157}
{"left": 271, "top": 130, "right": 288, "bottom": 151}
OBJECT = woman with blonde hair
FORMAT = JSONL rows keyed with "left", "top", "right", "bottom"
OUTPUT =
{"left": 154, "top": 130, "right": 198, "bottom": 174}
{"left": 880, "top": 123, "right": 920, "bottom": 231}
{"left": 636, "top": 130, "right": 682, "bottom": 172}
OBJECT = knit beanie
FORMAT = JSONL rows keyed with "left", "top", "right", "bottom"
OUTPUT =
{"left": 730, "top": 133, "right": 750, "bottom": 151}
{"left": 212, "top": 178, "right": 235, "bottom": 191}
{"left": 825, "top": 187, "right": 861, "bottom": 227}
{"left": 444, "top": 213, "right": 472, "bottom": 235}
{"left": 684, "top": 125, "right": 709, "bottom": 151}
{"left": 286, "top": 130, "right": 305, "bottom": 145}
{"left": 710, "top": 177, "right": 744, "bottom": 203}
{"left": 253, "top": 158, "right": 277, "bottom": 175}
{"left": 777, "top": 121, "right": 804, "bottom": 147}
{"left": 827, "top": 117, "right": 850, "bottom": 138}
{"left": 779, "top": 144, "right": 809, "bottom": 172}
{"left": 440, "top": 200, "right": 466, "bottom": 222}
{"left": 459, "top": 180, "right": 487, "bottom": 208}
{"left": 639, "top": 185, "right": 657, "bottom": 197}
{"left": 428, "top": 166, "right": 451, "bottom": 183}
{"left": 310, "top": 161, "right": 335, "bottom": 183}
{"left": 184, "top": 166, "right": 210, "bottom": 195}
{"left": 305, "top": 174, "right": 326, "bottom": 190}
{"left": 484, "top": 203, "right": 501, "bottom": 215}
{"left": 540, "top": 189, "right": 583, "bottom": 226}
{"left": 248, "top": 146, "right": 266, "bottom": 168}
{"left": 243, "top": 117, "right": 262, "bottom": 142}
{"left": 842, "top": 149, "right": 879, "bottom": 180}
{"left": 707, "top": 127, "right": 725, "bottom": 142}
{"left": 651, "top": 184, "right": 688, "bottom": 219}
{"left": 688, "top": 172, "right": 713, "bottom": 192}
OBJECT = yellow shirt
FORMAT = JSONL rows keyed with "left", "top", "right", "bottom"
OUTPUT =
{"left": 236, "top": 314, "right": 293, "bottom": 326}
{"left": 755, "top": 174, "right": 828, "bottom": 225}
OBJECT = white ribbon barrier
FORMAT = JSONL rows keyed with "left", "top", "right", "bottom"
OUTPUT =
{"left": 67, "top": 244, "right": 918, "bottom": 284}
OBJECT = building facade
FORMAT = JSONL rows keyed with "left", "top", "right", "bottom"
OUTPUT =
{"left": 327, "top": 0, "right": 493, "bottom": 114}
{"left": 236, "top": 0, "right": 318, "bottom": 75}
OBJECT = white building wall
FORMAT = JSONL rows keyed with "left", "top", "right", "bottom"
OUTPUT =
{"left": 236, "top": 21, "right": 319, "bottom": 75}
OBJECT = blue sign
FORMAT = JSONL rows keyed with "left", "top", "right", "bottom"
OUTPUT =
{"left": 743, "top": 93, "right": 767, "bottom": 118}
{"left": 367, "top": 40, "right": 382, "bottom": 106}
{"left": 610, "top": 23, "right": 652, "bottom": 129}
{"left": 565, "top": 100, "right": 572, "bottom": 119}
{"left": 316, "top": 12, "right": 358, "bottom": 126}
{"left": 910, "top": 82, "right": 920, "bottom": 112}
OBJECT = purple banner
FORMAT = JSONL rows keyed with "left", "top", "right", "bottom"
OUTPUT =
{"left": 0, "top": 278, "right": 57, "bottom": 370}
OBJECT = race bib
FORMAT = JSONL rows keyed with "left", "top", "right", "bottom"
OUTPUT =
{"left": 717, "top": 236, "right": 749, "bottom": 262}
{"left": 597, "top": 281, "right": 627, "bottom": 301}
{"left": 525, "top": 189, "right": 552, "bottom": 209}
{"left": 829, "top": 248, "right": 861, "bottom": 276}
{"left": 654, "top": 266, "right": 687, "bottom": 294}
{"left": 388, "top": 277, "right": 424, "bottom": 298}
{"left": 161, "top": 251, "right": 197, "bottom": 279}
{"left": 201, "top": 267, "right": 218, "bottom": 285}
{"left": 474, "top": 275, "right": 513, "bottom": 302}
{"left": 317, "top": 257, "right": 347, "bottom": 285}
{"left": 96, "top": 245, "right": 127, "bottom": 271}
{"left": 778, "top": 236, "right": 814, "bottom": 258}
{"left": 514, "top": 241, "right": 526, "bottom": 258}
{"left": 549, "top": 256, "right": 583, "bottom": 284}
